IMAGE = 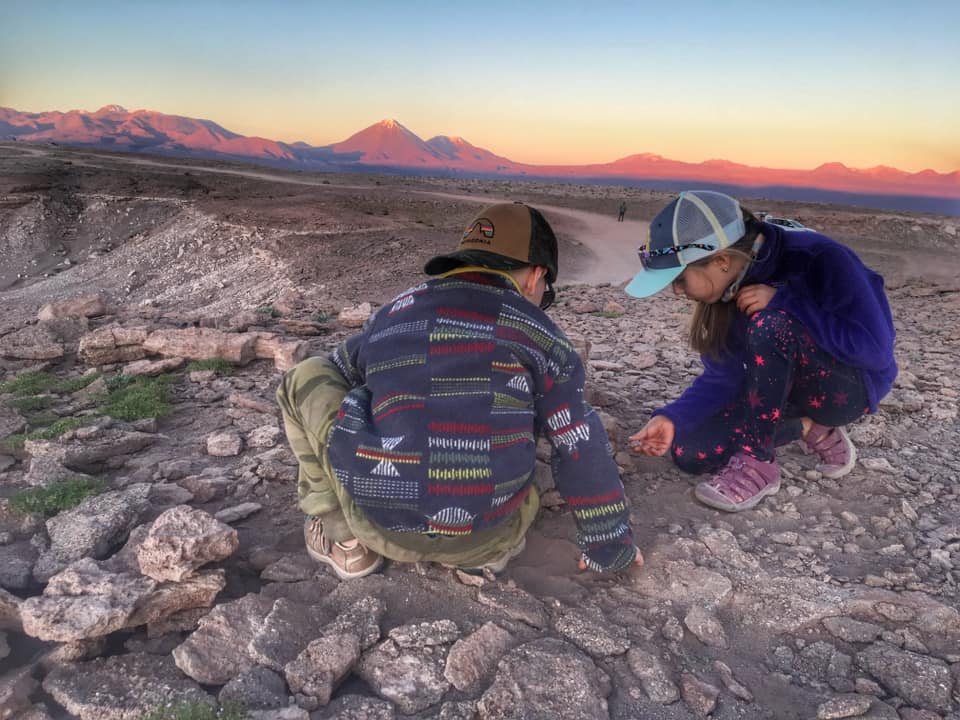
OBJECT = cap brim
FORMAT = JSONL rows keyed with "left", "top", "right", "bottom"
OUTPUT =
{"left": 424, "top": 250, "right": 528, "bottom": 277}
{"left": 624, "top": 266, "right": 683, "bottom": 298}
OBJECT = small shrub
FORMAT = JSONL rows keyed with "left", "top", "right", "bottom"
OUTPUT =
{"left": 101, "top": 375, "right": 173, "bottom": 421}
{"left": 53, "top": 373, "right": 101, "bottom": 393}
{"left": 25, "top": 411, "right": 60, "bottom": 428}
{"left": 6, "top": 395, "right": 54, "bottom": 412}
{"left": 312, "top": 310, "right": 333, "bottom": 323}
{"left": 255, "top": 304, "right": 280, "bottom": 318}
{"left": 9, "top": 477, "right": 106, "bottom": 517}
{"left": 30, "top": 416, "right": 92, "bottom": 440}
{"left": 595, "top": 310, "right": 624, "bottom": 319}
{"left": 140, "top": 701, "right": 246, "bottom": 720}
{"left": 0, "top": 433, "right": 26, "bottom": 451}
{"left": 186, "top": 358, "right": 233, "bottom": 375}
{"left": 0, "top": 370, "right": 53, "bottom": 396}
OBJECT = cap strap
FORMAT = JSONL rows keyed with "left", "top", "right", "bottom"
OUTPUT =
{"left": 439, "top": 265, "right": 523, "bottom": 294}
{"left": 683, "top": 191, "right": 730, "bottom": 249}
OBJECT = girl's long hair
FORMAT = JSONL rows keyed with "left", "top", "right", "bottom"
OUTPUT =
{"left": 688, "top": 209, "right": 763, "bottom": 359}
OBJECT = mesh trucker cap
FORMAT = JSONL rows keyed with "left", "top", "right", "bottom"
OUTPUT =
{"left": 424, "top": 202, "right": 559, "bottom": 283}
{"left": 624, "top": 190, "right": 746, "bottom": 298}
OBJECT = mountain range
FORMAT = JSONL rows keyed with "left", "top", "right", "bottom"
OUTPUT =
{"left": 2, "top": 105, "right": 957, "bottom": 205}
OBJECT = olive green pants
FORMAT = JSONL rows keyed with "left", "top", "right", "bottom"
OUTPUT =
{"left": 276, "top": 356, "right": 539, "bottom": 567}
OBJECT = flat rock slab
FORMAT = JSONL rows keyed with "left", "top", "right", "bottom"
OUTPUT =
{"left": 444, "top": 621, "right": 516, "bottom": 692}
{"left": 22, "top": 559, "right": 156, "bottom": 642}
{"left": 356, "top": 620, "right": 458, "bottom": 715}
{"left": 26, "top": 431, "right": 157, "bottom": 473}
{"left": 477, "top": 638, "right": 612, "bottom": 720}
{"left": 552, "top": 608, "right": 631, "bottom": 658}
{"left": 173, "top": 593, "right": 275, "bottom": 684}
{"left": 43, "top": 652, "right": 210, "bottom": 720}
{"left": 857, "top": 642, "right": 954, "bottom": 713}
{"left": 35, "top": 484, "right": 151, "bottom": 582}
{"left": 631, "top": 560, "right": 732, "bottom": 608}
{"left": 0, "top": 324, "right": 64, "bottom": 359}
{"left": 626, "top": 647, "right": 680, "bottom": 705}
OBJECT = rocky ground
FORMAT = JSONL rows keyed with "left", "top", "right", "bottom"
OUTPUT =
{"left": 1, "top": 143, "right": 959, "bottom": 720}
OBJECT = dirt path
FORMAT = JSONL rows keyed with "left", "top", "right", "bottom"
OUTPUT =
{"left": 9, "top": 145, "right": 648, "bottom": 287}
{"left": 413, "top": 190, "right": 649, "bottom": 286}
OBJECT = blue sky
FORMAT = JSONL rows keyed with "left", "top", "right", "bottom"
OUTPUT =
{"left": 1, "top": 0, "right": 957, "bottom": 171}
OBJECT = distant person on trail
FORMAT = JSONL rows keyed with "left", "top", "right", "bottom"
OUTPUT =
{"left": 625, "top": 190, "right": 896, "bottom": 512}
{"left": 277, "top": 202, "right": 643, "bottom": 579}
{"left": 617, "top": 200, "right": 627, "bottom": 222}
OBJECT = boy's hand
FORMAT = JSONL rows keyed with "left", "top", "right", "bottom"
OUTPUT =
{"left": 736, "top": 284, "right": 776, "bottom": 316}
{"left": 578, "top": 546, "right": 645, "bottom": 571}
{"left": 628, "top": 416, "right": 675, "bottom": 457}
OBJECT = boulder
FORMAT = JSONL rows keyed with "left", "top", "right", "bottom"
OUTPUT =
{"left": 0, "top": 668, "right": 38, "bottom": 720}
{"left": 552, "top": 608, "right": 631, "bottom": 658}
{"left": 356, "top": 620, "right": 457, "bottom": 715}
{"left": 22, "top": 559, "right": 157, "bottom": 641}
{"left": 206, "top": 431, "right": 243, "bottom": 457}
{"left": 25, "top": 431, "right": 157, "bottom": 474}
{"left": 121, "top": 357, "right": 184, "bottom": 377}
{"left": 857, "top": 642, "right": 954, "bottom": 713}
{"left": 143, "top": 327, "right": 256, "bottom": 364}
{"left": 173, "top": 593, "right": 276, "bottom": 684}
{"left": 34, "top": 484, "right": 151, "bottom": 582}
{"left": 626, "top": 647, "right": 679, "bottom": 704}
{"left": 253, "top": 334, "right": 308, "bottom": 371}
{"left": 38, "top": 295, "right": 108, "bottom": 322}
{"left": 444, "top": 622, "right": 516, "bottom": 692}
{"left": 78, "top": 325, "right": 148, "bottom": 365}
{"left": 137, "top": 506, "right": 238, "bottom": 582}
{"left": 477, "top": 638, "right": 611, "bottom": 720}
{"left": 285, "top": 633, "right": 360, "bottom": 710}
{"left": 0, "top": 324, "right": 64, "bottom": 360}
{"left": 338, "top": 303, "right": 372, "bottom": 328}
{"left": 43, "top": 653, "right": 210, "bottom": 720}
{"left": 219, "top": 666, "right": 288, "bottom": 711}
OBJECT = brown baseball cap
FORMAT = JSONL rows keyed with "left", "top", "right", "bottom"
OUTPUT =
{"left": 424, "top": 202, "right": 559, "bottom": 283}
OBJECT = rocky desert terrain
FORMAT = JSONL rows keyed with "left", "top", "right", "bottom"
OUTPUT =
{"left": 1, "top": 142, "right": 959, "bottom": 720}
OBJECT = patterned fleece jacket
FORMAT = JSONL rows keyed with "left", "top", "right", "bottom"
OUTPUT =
{"left": 327, "top": 271, "right": 637, "bottom": 572}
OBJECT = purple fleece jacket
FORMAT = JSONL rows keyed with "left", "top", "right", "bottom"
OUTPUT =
{"left": 655, "top": 222, "right": 897, "bottom": 435}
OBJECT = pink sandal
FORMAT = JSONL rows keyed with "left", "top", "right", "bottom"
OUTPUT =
{"left": 694, "top": 452, "right": 781, "bottom": 512}
{"left": 800, "top": 423, "right": 857, "bottom": 479}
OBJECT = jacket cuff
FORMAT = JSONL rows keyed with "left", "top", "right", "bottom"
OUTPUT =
{"left": 582, "top": 542, "right": 637, "bottom": 572}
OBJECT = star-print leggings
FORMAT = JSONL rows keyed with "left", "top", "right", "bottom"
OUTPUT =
{"left": 671, "top": 309, "right": 869, "bottom": 474}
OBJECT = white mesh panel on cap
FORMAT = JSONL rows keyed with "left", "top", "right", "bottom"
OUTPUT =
{"left": 674, "top": 191, "right": 744, "bottom": 265}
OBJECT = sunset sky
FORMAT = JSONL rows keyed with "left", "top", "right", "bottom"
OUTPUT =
{"left": 1, "top": 1, "right": 957, "bottom": 173}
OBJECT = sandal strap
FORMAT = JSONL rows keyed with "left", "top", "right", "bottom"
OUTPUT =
{"left": 709, "top": 457, "right": 771, "bottom": 501}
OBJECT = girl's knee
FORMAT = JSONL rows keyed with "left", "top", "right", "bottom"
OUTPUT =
{"left": 745, "top": 310, "right": 795, "bottom": 349}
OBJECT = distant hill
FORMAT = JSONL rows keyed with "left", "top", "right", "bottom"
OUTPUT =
{"left": 2, "top": 105, "right": 957, "bottom": 214}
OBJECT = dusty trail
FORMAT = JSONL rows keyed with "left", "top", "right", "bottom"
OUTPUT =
{"left": 414, "top": 190, "right": 649, "bottom": 286}
{"left": 9, "top": 144, "right": 648, "bottom": 287}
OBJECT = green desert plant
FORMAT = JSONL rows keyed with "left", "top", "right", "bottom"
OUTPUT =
{"left": 5, "top": 395, "right": 55, "bottom": 412}
{"left": 9, "top": 477, "right": 106, "bottom": 517}
{"left": 255, "top": 304, "right": 280, "bottom": 318}
{"left": 186, "top": 358, "right": 233, "bottom": 375}
{"left": 53, "top": 372, "right": 102, "bottom": 393}
{"left": 139, "top": 701, "right": 246, "bottom": 720}
{"left": 101, "top": 375, "right": 173, "bottom": 421}
{"left": 0, "top": 370, "right": 53, "bottom": 396}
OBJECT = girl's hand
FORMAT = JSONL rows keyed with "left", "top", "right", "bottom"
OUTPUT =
{"left": 628, "top": 416, "right": 675, "bottom": 457}
{"left": 736, "top": 284, "right": 777, "bottom": 315}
